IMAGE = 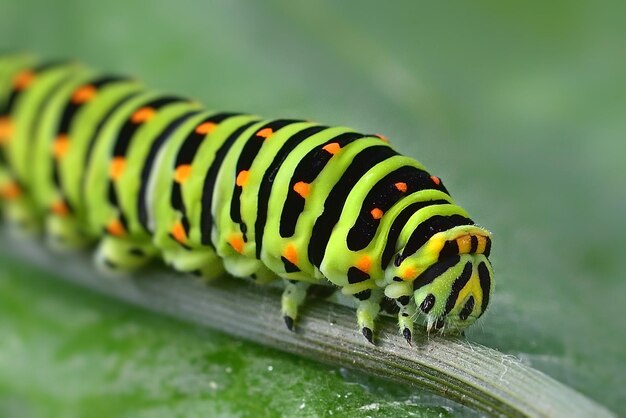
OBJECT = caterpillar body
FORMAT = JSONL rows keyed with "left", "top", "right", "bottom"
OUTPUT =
{"left": 0, "top": 55, "right": 493, "bottom": 343}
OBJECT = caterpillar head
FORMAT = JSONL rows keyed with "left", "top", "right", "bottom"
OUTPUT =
{"left": 385, "top": 224, "right": 493, "bottom": 333}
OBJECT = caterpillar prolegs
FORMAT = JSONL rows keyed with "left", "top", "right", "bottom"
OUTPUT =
{"left": 0, "top": 54, "right": 494, "bottom": 343}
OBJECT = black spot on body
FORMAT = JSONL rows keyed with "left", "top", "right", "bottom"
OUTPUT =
{"left": 460, "top": 296, "right": 475, "bottom": 320}
{"left": 347, "top": 267, "right": 370, "bottom": 284}
{"left": 354, "top": 289, "right": 371, "bottom": 301}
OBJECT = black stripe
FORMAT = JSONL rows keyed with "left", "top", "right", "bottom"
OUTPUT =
{"left": 174, "top": 112, "right": 239, "bottom": 166}
{"left": 477, "top": 261, "right": 491, "bottom": 317}
{"left": 413, "top": 255, "right": 460, "bottom": 290}
{"left": 230, "top": 119, "right": 300, "bottom": 241}
{"left": 399, "top": 214, "right": 474, "bottom": 262}
{"left": 200, "top": 120, "right": 258, "bottom": 246}
{"left": 137, "top": 111, "right": 199, "bottom": 232}
{"left": 470, "top": 235, "right": 478, "bottom": 253}
{"left": 170, "top": 112, "right": 240, "bottom": 218}
{"left": 52, "top": 77, "right": 128, "bottom": 200}
{"left": 279, "top": 132, "right": 364, "bottom": 238}
{"left": 112, "top": 96, "right": 184, "bottom": 157}
{"left": 380, "top": 199, "right": 451, "bottom": 269}
{"left": 438, "top": 240, "right": 459, "bottom": 261}
{"left": 346, "top": 166, "right": 446, "bottom": 252}
{"left": 444, "top": 262, "right": 473, "bottom": 315}
{"left": 80, "top": 91, "right": 141, "bottom": 204}
{"left": 254, "top": 125, "right": 326, "bottom": 258}
{"left": 308, "top": 145, "right": 397, "bottom": 268}
{"left": 484, "top": 237, "right": 492, "bottom": 257}
{"left": 106, "top": 96, "right": 186, "bottom": 217}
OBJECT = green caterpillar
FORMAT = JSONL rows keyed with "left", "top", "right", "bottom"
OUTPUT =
{"left": 0, "top": 54, "right": 493, "bottom": 343}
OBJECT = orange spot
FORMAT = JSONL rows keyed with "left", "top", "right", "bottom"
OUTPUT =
{"left": 174, "top": 164, "right": 192, "bottom": 183}
{"left": 106, "top": 219, "right": 126, "bottom": 237}
{"left": 53, "top": 134, "right": 70, "bottom": 159}
{"left": 356, "top": 255, "right": 371, "bottom": 273}
{"left": 293, "top": 181, "right": 310, "bottom": 198}
{"left": 401, "top": 266, "right": 417, "bottom": 280}
{"left": 195, "top": 121, "right": 217, "bottom": 135}
{"left": 283, "top": 244, "right": 298, "bottom": 265}
{"left": 322, "top": 142, "right": 341, "bottom": 155}
{"left": 256, "top": 127, "right": 273, "bottom": 139}
{"left": 0, "top": 182, "right": 21, "bottom": 200}
{"left": 131, "top": 107, "right": 156, "bottom": 124}
{"left": 51, "top": 199, "right": 70, "bottom": 217}
{"left": 430, "top": 175, "right": 441, "bottom": 185}
{"left": 370, "top": 208, "right": 383, "bottom": 220}
{"left": 228, "top": 234, "right": 245, "bottom": 254}
{"left": 395, "top": 182, "right": 408, "bottom": 193}
{"left": 109, "top": 157, "right": 126, "bottom": 180}
{"left": 72, "top": 85, "right": 97, "bottom": 104}
{"left": 236, "top": 170, "right": 250, "bottom": 187}
{"left": 376, "top": 134, "right": 389, "bottom": 143}
{"left": 171, "top": 221, "right": 187, "bottom": 244}
{"left": 0, "top": 117, "right": 13, "bottom": 143}
{"left": 14, "top": 71, "right": 35, "bottom": 90}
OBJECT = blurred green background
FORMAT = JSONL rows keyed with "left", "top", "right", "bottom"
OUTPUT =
{"left": 1, "top": 0, "right": 625, "bottom": 416}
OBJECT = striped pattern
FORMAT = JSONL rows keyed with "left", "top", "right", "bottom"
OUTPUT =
{"left": 0, "top": 55, "right": 494, "bottom": 340}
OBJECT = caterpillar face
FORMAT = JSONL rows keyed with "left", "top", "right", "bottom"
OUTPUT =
{"left": 386, "top": 224, "right": 493, "bottom": 333}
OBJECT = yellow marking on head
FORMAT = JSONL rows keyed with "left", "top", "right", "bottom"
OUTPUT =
{"left": 131, "top": 107, "right": 156, "bottom": 124}
{"left": 401, "top": 266, "right": 417, "bottom": 280}
{"left": 228, "top": 234, "right": 245, "bottom": 254}
{"left": 455, "top": 271, "right": 483, "bottom": 316}
{"left": 356, "top": 255, "right": 371, "bottom": 273}
{"left": 0, "top": 117, "right": 13, "bottom": 144}
{"left": 106, "top": 219, "right": 126, "bottom": 237}
{"left": 293, "top": 181, "right": 310, "bottom": 198}
{"left": 171, "top": 221, "right": 187, "bottom": 244}
{"left": 51, "top": 199, "right": 70, "bottom": 217}
{"left": 195, "top": 121, "right": 217, "bottom": 135}
{"left": 283, "top": 244, "right": 298, "bottom": 265}
{"left": 476, "top": 236, "right": 487, "bottom": 254}
{"left": 394, "top": 182, "right": 407, "bottom": 193}
{"left": 174, "top": 164, "right": 192, "bottom": 184}
{"left": 256, "top": 127, "right": 273, "bottom": 139}
{"left": 109, "top": 157, "right": 126, "bottom": 180}
{"left": 14, "top": 71, "right": 35, "bottom": 90}
{"left": 236, "top": 170, "right": 250, "bottom": 187}
{"left": 370, "top": 208, "right": 383, "bottom": 220}
{"left": 457, "top": 235, "right": 472, "bottom": 254}
{"left": 53, "top": 134, "right": 70, "bottom": 159}
{"left": 322, "top": 142, "right": 341, "bottom": 155}
{"left": 72, "top": 85, "right": 97, "bottom": 104}
{"left": 0, "top": 182, "right": 22, "bottom": 200}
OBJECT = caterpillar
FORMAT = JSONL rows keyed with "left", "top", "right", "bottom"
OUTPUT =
{"left": 0, "top": 54, "right": 493, "bottom": 343}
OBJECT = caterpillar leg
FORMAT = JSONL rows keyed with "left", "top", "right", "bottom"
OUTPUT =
{"left": 94, "top": 235, "right": 158, "bottom": 274}
{"left": 354, "top": 288, "right": 384, "bottom": 344}
{"left": 222, "top": 256, "right": 280, "bottom": 284}
{"left": 281, "top": 279, "right": 311, "bottom": 331}
{"left": 1, "top": 195, "right": 40, "bottom": 235}
{"left": 397, "top": 298, "right": 418, "bottom": 344}
{"left": 162, "top": 247, "right": 225, "bottom": 281}
{"left": 45, "top": 215, "right": 93, "bottom": 251}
